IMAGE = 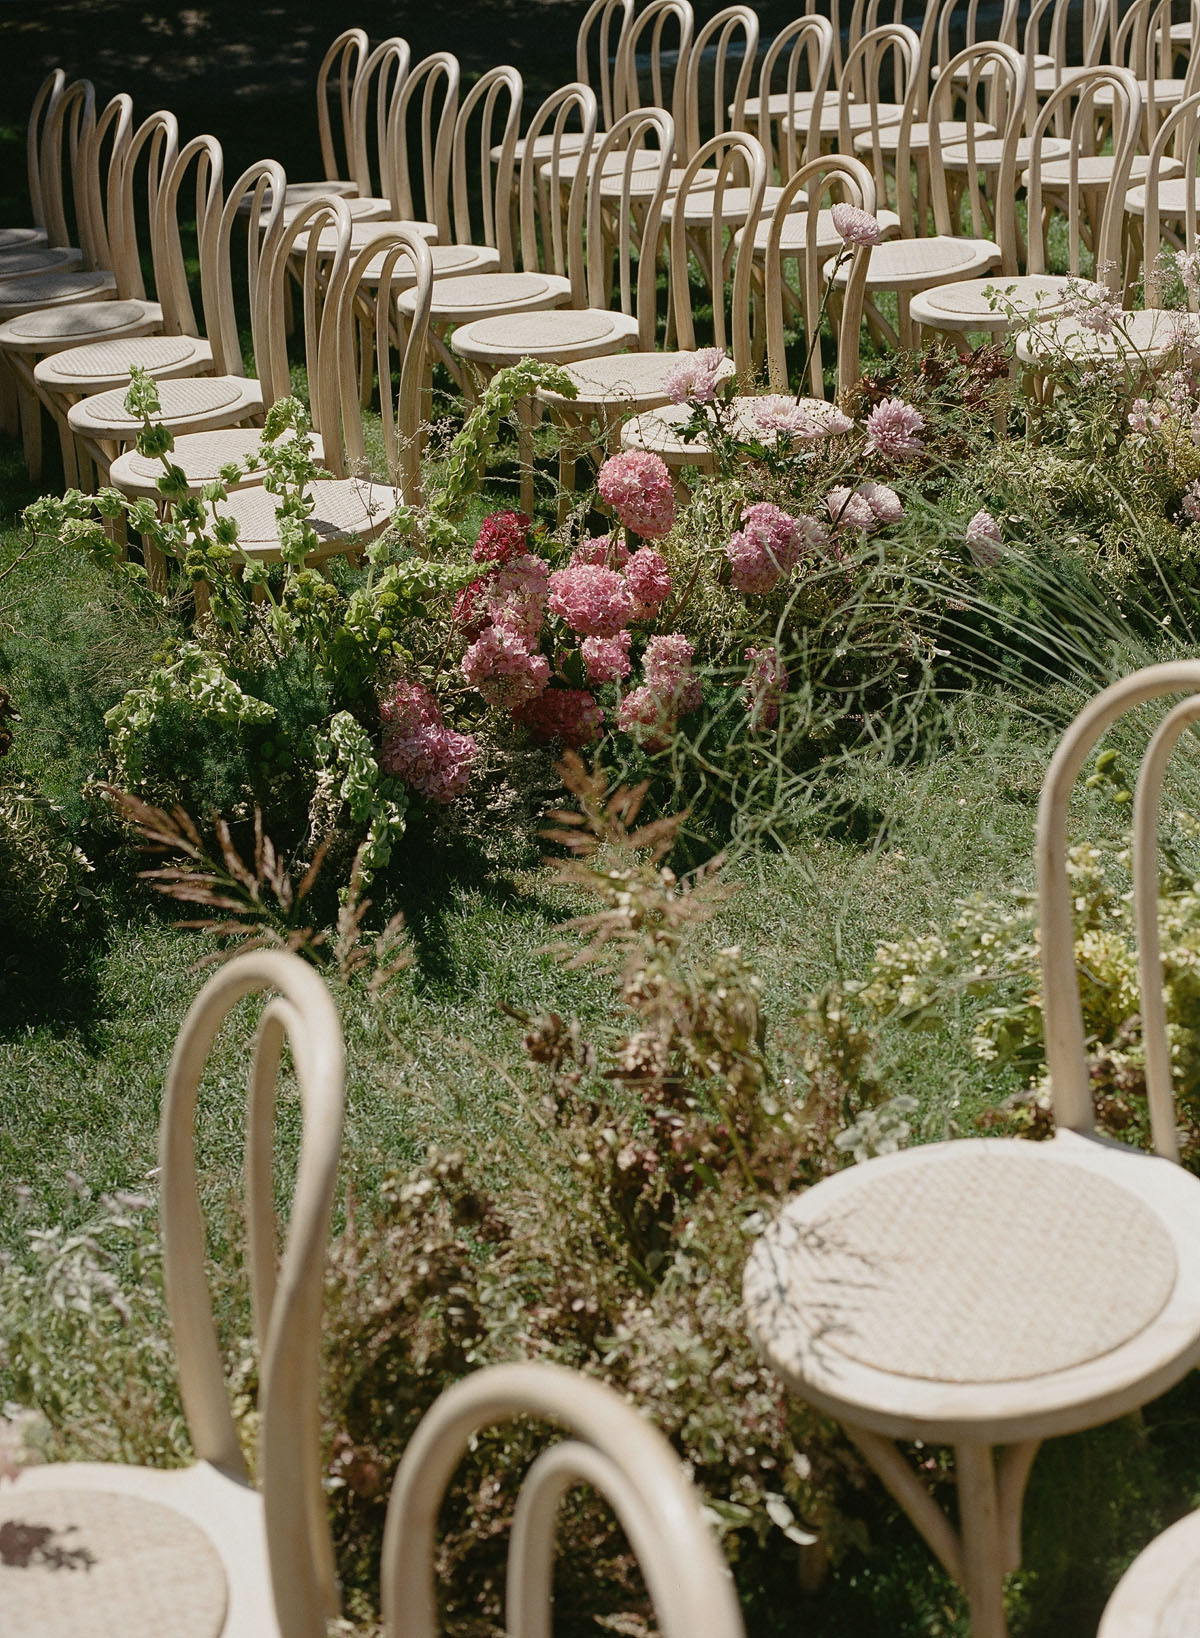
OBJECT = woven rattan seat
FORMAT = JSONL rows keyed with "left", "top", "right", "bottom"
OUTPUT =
{"left": 0, "top": 299, "right": 163, "bottom": 349}
{"left": 1015, "top": 307, "right": 1200, "bottom": 368}
{"left": 35, "top": 334, "right": 215, "bottom": 395}
{"left": 0, "top": 269, "right": 116, "bottom": 320}
{"left": 1125, "top": 176, "right": 1200, "bottom": 215}
{"left": 0, "top": 244, "right": 81, "bottom": 278}
{"left": 1101, "top": 1508, "right": 1200, "bottom": 1635}
{"left": 288, "top": 216, "right": 439, "bottom": 256}
{"left": 108, "top": 426, "right": 327, "bottom": 500}
{"left": 830, "top": 234, "right": 1000, "bottom": 293}
{"left": 69, "top": 374, "right": 260, "bottom": 438}
{"left": 911, "top": 273, "right": 1073, "bottom": 332}
{"left": 0, "top": 1488, "right": 228, "bottom": 1638}
{"left": 210, "top": 476, "right": 404, "bottom": 560}
{"left": 395, "top": 270, "right": 572, "bottom": 327}
{"left": 543, "top": 348, "right": 735, "bottom": 410}
{"left": 452, "top": 306, "right": 638, "bottom": 366}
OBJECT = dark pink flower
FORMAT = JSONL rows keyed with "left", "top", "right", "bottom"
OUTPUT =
{"left": 570, "top": 534, "right": 630, "bottom": 570}
{"left": 379, "top": 680, "right": 477, "bottom": 802}
{"left": 581, "top": 629, "right": 633, "bottom": 683}
{"left": 473, "top": 510, "right": 531, "bottom": 565}
{"left": 462, "top": 623, "right": 550, "bottom": 708}
{"left": 548, "top": 562, "right": 636, "bottom": 638}
{"left": 514, "top": 687, "right": 604, "bottom": 747}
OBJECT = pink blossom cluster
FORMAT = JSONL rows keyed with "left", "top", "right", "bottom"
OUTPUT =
{"left": 725, "top": 501, "right": 827, "bottom": 595}
{"left": 618, "top": 634, "right": 702, "bottom": 750}
{"left": 473, "top": 509, "right": 531, "bottom": 565}
{"left": 663, "top": 347, "right": 729, "bottom": 406}
{"left": 597, "top": 451, "right": 676, "bottom": 539}
{"left": 865, "top": 397, "right": 925, "bottom": 461}
{"left": 1127, "top": 398, "right": 1165, "bottom": 436}
{"left": 625, "top": 545, "right": 672, "bottom": 615}
{"left": 461, "top": 621, "right": 551, "bottom": 708}
{"left": 1062, "top": 278, "right": 1122, "bottom": 337}
{"left": 547, "top": 562, "right": 635, "bottom": 637}
{"left": 965, "top": 509, "right": 1002, "bottom": 569}
{"left": 513, "top": 687, "right": 604, "bottom": 747}
{"left": 825, "top": 482, "right": 903, "bottom": 533}
{"left": 748, "top": 396, "right": 854, "bottom": 444}
{"left": 581, "top": 630, "right": 633, "bottom": 682}
{"left": 743, "top": 645, "right": 789, "bottom": 731}
{"left": 570, "top": 534, "right": 630, "bottom": 570}
{"left": 380, "top": 680, "right": 477, "bottom": 803}
{"left": 485, "top": 552, "right": 550, "bottom": 641}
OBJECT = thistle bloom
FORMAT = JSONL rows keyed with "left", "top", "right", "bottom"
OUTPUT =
{"left": 380, "top": 680, "right": 477, "bottom": 803}
{"left": 865, "top": 397, "right": 925, "bottom": 461}
{"left": 513, "top": 687, "right": 604, "bottom": 747}
{"left": 831, "top": 202, "right": 884, "bottom": 247}
{"left": 663, "top": 347, "right": 729, "bottom": 406}
{"left": 473, "top": 510, "right": 531, "bottom": 565}
{"left": 625, "top": 546, "right": 672, "bottom": 615}
{"left": 743, "top": 645, "right": 789, "bottom": 731}
{"left": 597, "top": 450, "right": 676, "bottom": 539}
{"left": 965, "top": 509, "right": 1003, "bottom": 568}
{"left": 461, "top": 623, "right": 551, "bottom": 709}
{"left": 581, "top": 629, "right": 633, "bottom": 683}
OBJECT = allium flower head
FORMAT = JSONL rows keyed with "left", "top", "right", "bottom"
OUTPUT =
{"left": 570, "top": 534, "right": 630, "bottom": 570}
{"left": 743, "top": 645, "right": 789, "bottom": 731}
{"left": 831, "top": 202, "right": 884, "bottom": 247}
{"left": 380, "top": 680, "right": 477, "bottom": 803}
{"left": 548, "top": 562, "right": 636, "bottom": 638}
{"left": 625, "top": 546, "right": 672, "bottom": 615}
{"left": 473, "top": 510, "right": 531, "bottom": 565}
{"left": 965, "top": 508, "right": 1002, "bottom": 568}
{"left": 581, "top": 629, "right": 633, "bottom": 683}
{"left": 597, "top": 450, "right": 676, "bottom": 539}
{"left": 461, "top": 623, "right": 551, "bottom": 708}
{"left": 513, "top": 687, "right": 604, "bottom": 747}
{"left": 663, "top": 346, "right": 729, "bottom": 406}
{"left": 865, "top": 397, "right": 925, "bottom": 461}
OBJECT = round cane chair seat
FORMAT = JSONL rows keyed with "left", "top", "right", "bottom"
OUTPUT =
{"left": 539, "top": 147, "right": 664, "bottom": 187}
{"left": 0, "top": 299, "right": 164, "bottom": 355}
{"left": 359, "top": 242, "right": 502, "bottom": 288}
{"left": 539, "top": 347, "right": 737, "bottom": 411}
{"left": 1027, "top": 154, "right": 1182, "bottom": 191}
{"left": 803, "top": 102, "right": 904, "bottom": 137}
{"left": 496, "top": 129, "right": 595, "bottom": 164}
{"left": 0, "top": 268, "right": 117, "bottom": 322}
{"left": 1125, "top": 177, "right": 1200, "bottom": 217}
{"left": 0, "top": 226, "right": 48, "bottom": 252}
{"left": 1100, "top": 1507, "right": 1200, "bottom": 1637}
{"left": 68, "top": 374, "right": 264, "bottom": 444}
{"left": 208, "top": 475, "right": 403, "bottom": 562}
{"left": 911, "top": 273, "right": 1075, "bottom": 333}
{"left": 737, "top": 206, "right": 902, "bottom": 260}
{"left": 450, "top": 305, "right": 639, "bottom": 367}
{"left": 662, "top": 184, "right": 789, "bottom": 227}
{"left": 854, "top": 118, "right": 992, "bottom": 157}
{"left": 1014, "top": 307, "right": 1200, "bottom": 369}
{"left": 595, "top": 165, "right": 721, "bottom": 203}
{"left": 35, "top": 334, "right": 215, "bottom": 395}
{"left": 743, "top": 1132, "right": 1200, "bottom": 1443}
{"left": 828, "top": 235, "right": 1001, "bottom": 293}
{"left": 397, "top": 270, "right": 572, "bottom": 328}
{"left": 0, "top": 243, "right": 83, "bottom": 278}
{"left": 741, "top": 89, "right": 822, "bottom": 123}
{"left": 620, "top": 393, "right": 840, "bottom": 468}
{"left": 281, "top": 194, "right": 393, "bottom": 225}
{"left": 109, "top": 425, "right": 327, "bottom": 499}
{"left": 288, "top": 217, "right": 439, "bottom": 257}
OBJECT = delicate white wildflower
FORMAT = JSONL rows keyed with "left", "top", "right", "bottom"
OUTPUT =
{"left": 1127, "top": 398, "right": 1164, "bottom": 436}
{"left": 0, "top": 1407, "right": 48, "bottom": 1481}
{"left": 965, "top": 509, "right": 1003, "bottom": 568}
{"left": 1178, "top": 248, "right": 1200, "bottom": 302}
{"left": 834, "top": 1096, "right": 919, "bottom": 1162}
{"left": 1062, "top": 278, "right": 1121, "bottom": 336}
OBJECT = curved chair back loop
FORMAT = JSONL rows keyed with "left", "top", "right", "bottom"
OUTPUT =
{"left": 25, "top": 68, "right": 67, "bottom": 235}
{"left": 683, "top": 4, "right": 759, "bottom": 159}
{"left": 757, "top": 13, "right": 835, "bottom": 179}
{"left": 159, "top": 950, "right": 345, "bottom": 1634}
{"left": 385, "top": 50, "right": 460, "bottom": 238}
{"left": 585, "top": 107, "right": 676, "bottom": 336}
{"left": 839, "top": 23, "right": 920, "bottom": 216}
{"left": 143, "top": 126, "right": 217, "bottom": 340}
{"left": 256, "top": 188, "right": 350, "bottom": 419}
{"left": 317, "top": 25, "right": 371, "bottom": 184}
{"left": 577, "top": 0, "right": 636, "bottom": 129}
{"left": 75, "top": 92, "right": 135, "bottom": 277}
{"left": 381, "top": 1362, "right": 746, "bottom": 1638}
{"left": 1141, "top": 90, "right": 1200, "bottom": 308}
{"left": 451, "top": 64, "right": 523, "bottom": 267}
{"left": 350, "top": 36, "right": 412, "bottom": 203}
{"left": 763, "top": 154, "right": 874, "bottom": 397}
{"left": 205, "top": 156, "right": 288, "bottom": 381}
{"left": 1037, "top": 661, "right": 1200, "bottom": 1158}
{"left": 40, "top": 77, "right": 94, "bottom": 252}
{"left": 517, "top": 82, "right": 598, "bottom": 287}
{"left": 1025, "top": 67, "right": 1143, "bottom": 286}
{"left": 614, "top": 0, "right": 694, "bottom": 142}
{"left": 322, "top": 220, "right": 433, "bottom": 497}
{"left": 926, "top": 41, "right": 1026, "bottom": 267}
{"left": 668, "top": 130, "right": 767, "bottom": 372}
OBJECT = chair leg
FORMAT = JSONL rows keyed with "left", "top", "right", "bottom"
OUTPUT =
{"left": 956, "top": 1442, "right": 1009, "bottom": 1638}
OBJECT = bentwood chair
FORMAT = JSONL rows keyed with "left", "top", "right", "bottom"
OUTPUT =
{"left": 0, "top": 70, "right": 68, "bottom": 254}
{"left": 381, "top": 1362, "right": 747, "bottom": 1638}
{"left": 1125, "top": 91, "right": 1200, "bottom": 308}
{"left": 0, "top": 951, "right": 346, "bottom": 1637}
{"left": 270, "top": 26, "right": 370, "bottom": 209}
{"left": 744, "top": 661, "right": 1200, "bottom": 1638}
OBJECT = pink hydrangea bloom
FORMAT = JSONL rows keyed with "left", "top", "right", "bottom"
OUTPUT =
{"left": 1183, "top": 481, "right": 1200, "bottom": 523}
{"left": 597, "top": 451, "right": 676, "bottom": 539}
{"left": 452, "top": 578, "right": 488, "bottom": 636}
{"left": 617, "top": 684, "right": 677, "bottom": 750}
{"left": 724, "top": 502, "right": 820, "bottom": 595}
{"left": 865, "top": 397, "right": 925, "bottom": 461}
{"left": 513, "top": 687, "right": 604, "bottom": 747}
{"left": 965, "top": 509, "right": 1003, "bottom": 568}
{"left": 570, "top": 533, "right": 630, "bottom": 570}
{"left": 831, "top": 202, "right": 884, "bottom": 247}
{"left": 643, "top": 633, "right": 702, "bottom": 713}
{"left": 461, "top": 623, "right": 551, "bottom": 709}
{"left": 663, "top": 347, "right": 729, "bottom": 406}
{"left": 858, "top": 481, "right": 903, "bottom": 525}
{"left": 625, "top": 546, "right": 672, "bottom": 615}
{"left": 379, "top": 680, "right": 477, "bottom": 803}
{"left": 547, "top": 562, "right": 636, "bottom": 638}
{"left": 743, "top": 645, "right": 789, "bottom": 731}
{"left": 484, "top": 552, "right": 550, "bottom": 642}
{"left": 473, "top": 510, "right": 531, "bottom": 565}
{"left": 581, "top": 629, "right": 633, "bottom": 683}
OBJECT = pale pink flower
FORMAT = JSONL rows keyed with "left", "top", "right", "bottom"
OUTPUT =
{"left": 380, "top": 680, "right": 478, "bottom": 802}
{"left": 514, "top": 687, "right": 604, "bottom": 747}
{"left": 965, "top": 509, "right": 1003, "bottom": 568}
{"left": 625, "top": 546, "right": 672, "bottom": 615}
{"left": 597, "top": 450, "right": 676, "bottom": 539}
{"left": 643, "top": 633, "right": 702, "bottom": 713}
{"left": 485, "top": 552, "right": 550, "bottom": 642}
{"left": 747, "top": 395, "right": 854, "bottom": 443}
{"left": 726, "top": 501, "right": 822, "bottom": 594}
{"left": 1183, "top": 480, "right": 1200, "bottom": 523}
{"left": 617, "top": 684, "right": 677, "bottom": 749}
{"left": 581, "top": 629, "right": 633, "bottom": 683}
{"left": 858, "top": 481, "right": 903, "bottom": 525}
{"left": 461, "top": 623, "right": 551, "bottom": 708}
{"left": 1177, "top": 248, "right": 1200, "bottom": 302}
{"left": 831, "top": 202, "right": 884, "bottom": 247}
{"left": 663, "top": 346, "right": 729, "bottom": 406}
{"left": 570, "top": 533, "right": 630, "bottom": 570}
{"left": 743, "top": 645, "right": 788, "bottom": 731}
{"left": 380, "top": 678, "right": 442, "bottom": 732}
{"left": 548, "top": 562, "right": 636, "bottom": 638}
{"left": 1127, "top": 398, "right": 1164, "bottom": 436}
{"left": 825, "top": 486, "right": 878, "bottom": 532}
{"left": 1063, "top": 278, "right": 1121, "bottom": 336}
{"left": 865, "top": 397, "right": 925, "bottom": 461}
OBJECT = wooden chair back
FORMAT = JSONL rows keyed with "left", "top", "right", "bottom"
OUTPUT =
{"left": 319, "top": 219, "right": 434, "bottom": 497}
{"left": 1025, "top": 67, "right": 1144, "bottom": 286}
{"left": 202, "top": 157, "right": 290, "bottom": 381}
{"left": 451, "top": 65, "right": 523, "bottom": 268}
{"left": 380, "top": 1362, "right": 746, "bottom": 1638}
{"left": 925, "top": 41, "right": 1027, "bottom": 262}
{"left": 384, "top": 50, "right": 460, "bottom": 238}
{"left": 316, "top": 25, "right": 371, "bottom": 185}
{"left": 576, "top": 0, "right": 636, "bottom": 129}
{"left": 1112, "top": 0, "right": 1200, "bottom": 144}
{"left": 762, "top": 153, "right": 875, "bottom": 397}
{"left": 839, "top": 23, "right": 921, "bottom": 207}
{"left": 755, "top": 14, "right": 835, "bottom": 177}
{"left": 1036, "top": 663, "right": 1200, "bottom": 1162}
{"left": 146, "top": 129, "right": 221, "bottom": 341}
{"left": 584, "top": 106, "right": 676, "bottom": 341}
{"left": 1140, "top": 90, "right": 1200, "bottom": 307}
{"left": 22, "top": 69, "right": 67, "bottom": 239}
{"left": 614, "top": 0, "right": 695, "bottom": 142}
{"left": 74, "top": 91, "right": 135, "bottom": 276}
{"left": 160, "top": 950, "right": 345, "bottom": 1637}
{"left": 682, "top": 4, "right": 760, "bottom": 159}
{"left": 38, "top": 76, "right": 95, "bottom": 253}
{"left": 518, "top": 82, "right": 600, "bottom": 287}
{"left": 349, "top": 36, "right": 412, "bottom": 203}
{"left": 667, "top": 130, "right": 767, "bottom": 373}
